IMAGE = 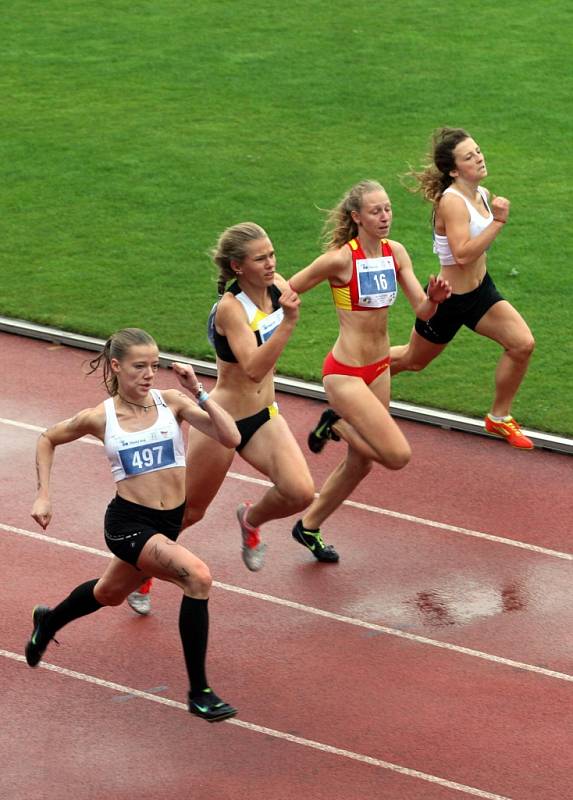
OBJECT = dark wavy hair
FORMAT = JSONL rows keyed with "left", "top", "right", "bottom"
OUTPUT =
{"left": 408, "top": 127, "right": 471, "bottom": 205}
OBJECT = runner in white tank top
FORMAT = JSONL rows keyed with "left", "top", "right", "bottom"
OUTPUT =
{"left": 26, "top": 327, "right": 241, "bottom": 722}
{"left": 391, "top": 128, "right": 535, "bottom": 450}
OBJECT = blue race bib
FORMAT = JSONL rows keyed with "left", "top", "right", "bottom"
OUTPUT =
{"left": 119, "top": 440, "right": 176, "bottom": 476}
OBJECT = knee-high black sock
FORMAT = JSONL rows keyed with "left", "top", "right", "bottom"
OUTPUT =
{"left": 46, "top": 579, "right": 103, "bottom": 635}
{"left": 179, "top": 596, "right": 209, "bottom": 697}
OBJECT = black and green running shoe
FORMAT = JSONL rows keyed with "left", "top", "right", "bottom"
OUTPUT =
{"left": 25, "top": 605, "right": 57, "bottom": 667}
{"left": 188, "top": 688, "right": 238, "bottom": 723}
{"left": 307, "top": 408, "right": 341, "bottom": 453}
{"left": 292, "top": 520, "right": 340, "bottom": 563}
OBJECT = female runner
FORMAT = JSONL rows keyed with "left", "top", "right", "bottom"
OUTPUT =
{"left": 181, "top": 221, "right": 331, "bottom": 570}
{"left": 288, "top": 180, "right": 451, "bottom": 551}
{"left": 390, "top": 128, "right": 535, "bottom": 449}
{"left": 25, "top": 327, "right": 240, "bottom": 722}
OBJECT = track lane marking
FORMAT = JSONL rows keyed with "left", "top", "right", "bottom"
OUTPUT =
{"left": 2, "top": 522, "right": 572, "bottom": 684}
{"left": 1, "top": 416, "right": 571, "bottom": 561}
{"left": 0, "top": 649, "right": 512, "bottom": 799}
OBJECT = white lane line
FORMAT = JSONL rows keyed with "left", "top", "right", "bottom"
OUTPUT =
{"left": 3, "top": 522, "right": 572, "bottom": 684}
{"left": 0, "top": 649, "right": 512, "bottom": 800}
{"left": 343, "top": 499, "right": 573, "bottom": 561}
{"left": 2, "top": 415, "right": 571, "bottom": 561}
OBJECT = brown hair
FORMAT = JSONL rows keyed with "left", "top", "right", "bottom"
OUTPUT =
{"left": 322, "top": 180, "right": 385, "bottom": 250}
{"left": 408, "top": 127, "right": 471, "bottom": 205}
{"left": 211, "top": 222, "right": 268, "bottom": 296}
{"left": 87, "top": 328, "right": 156, "bottom": 396}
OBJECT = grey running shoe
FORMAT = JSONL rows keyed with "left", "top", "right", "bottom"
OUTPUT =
{"left": 188, "top": 688, "right": 238, "bottom": 723}
{"left": 237, "top": 503, "right": 266, "bottom": 571}
{"left": 127, "top": 590, "right": 151, "bottom": 615}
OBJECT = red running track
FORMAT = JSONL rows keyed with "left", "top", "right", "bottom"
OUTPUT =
{"left": 1, "top": 332, "right": 572, "bottom": 800}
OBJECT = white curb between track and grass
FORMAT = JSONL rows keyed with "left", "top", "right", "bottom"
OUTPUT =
{"left": 1, "top": 315, "right": 571, "bottom": 455}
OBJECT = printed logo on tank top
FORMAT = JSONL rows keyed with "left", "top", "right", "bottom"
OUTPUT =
{"left": 356, "top": 256, "right": 397, "bottom": 307}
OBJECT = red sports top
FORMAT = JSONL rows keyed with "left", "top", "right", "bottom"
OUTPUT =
{"left": 329, "top": 238, "right": 399, "bottom": 311}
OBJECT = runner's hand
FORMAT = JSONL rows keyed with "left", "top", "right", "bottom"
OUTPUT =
{"left": 427, "top": 275, "right": 452, "bottom": 304}
{"left": 32, "top": 498, "right": 52, "bottom": 529}
{"left": 491, "top": 195, "right": 510, "bottom": 223}
{"left": 280, "top": 285, "right": 301, "bottom": 324}
{"left": 172, "top": 362, "right": 201, "bottom": 394}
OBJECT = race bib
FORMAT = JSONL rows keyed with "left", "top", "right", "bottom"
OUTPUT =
{"left": 356, "top": 256, "right": 397, "bottom": 308}
{"left": 257, "top": 307, "right": 284, "bottom": 342}
{"left": 119, "top": 440, "right": 176, "bottom": 476}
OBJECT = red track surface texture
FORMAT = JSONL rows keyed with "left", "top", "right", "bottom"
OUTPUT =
{"left": 1, "top": 332, "right": 572, "bottom": 800}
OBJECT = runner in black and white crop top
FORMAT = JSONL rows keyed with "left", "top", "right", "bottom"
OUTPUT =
{"left": 209, "top": 280, "right": 284, "bottom": 362}
{"left": 104, "top": 389, "right": 186, "bottom": 482}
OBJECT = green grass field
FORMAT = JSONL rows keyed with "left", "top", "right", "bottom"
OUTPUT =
{"left": 1, "top": 1, "right": 571, "bottom": 434}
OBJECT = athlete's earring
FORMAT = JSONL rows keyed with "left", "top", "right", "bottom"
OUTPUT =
{"left": 235, "top": 269, "right": 242, "bottom": 275}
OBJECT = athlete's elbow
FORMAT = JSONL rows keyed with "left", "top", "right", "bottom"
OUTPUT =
{"left": 244, "top": 364, "right": 267, "bottom": 383}
{"left": 452, "top": 251, "right": 473, "bottom": 267}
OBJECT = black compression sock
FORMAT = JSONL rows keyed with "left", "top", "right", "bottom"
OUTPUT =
{"left": 179, "top": 596, "right": 209, "bottom": 697}
{"left": 46, "top": 579, "right": 103, "bottom": 635}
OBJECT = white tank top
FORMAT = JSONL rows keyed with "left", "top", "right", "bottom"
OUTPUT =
{"left": 433, "top": 186, "right": 493, "bottom": 266}
{"left": 104, "top": 389, "right": 186, "bottom": 482}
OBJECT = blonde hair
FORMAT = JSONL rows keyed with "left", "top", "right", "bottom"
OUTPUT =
{"left": 211, "top": 222, "right": 268, "bottom": 295}
{"left": 408, "top": 127, "right": 471, "bottom": 205}
{"left": 322, "top": 180, "right": 385, "bottom": 250}
{"left": 87, "top": 328, "right": 156, "bottom": 396}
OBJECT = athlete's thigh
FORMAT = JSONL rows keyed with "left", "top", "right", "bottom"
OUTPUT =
{"left": 240, "top": 413, "right": 313, "bottom": 489}
{"left": 406, "top": 328, "right": 448, "bottom": 367}
{"left": 474, "top": 300, "right": 533, "bottom": 349}
{"left": 324, "top": 372, "right": 407, "bottom": 454}
{"left": 185, "top": 426, "right": 235, "bottom": 511}
{"left": 137, "top": 533, "right": 208, "bottom": 587}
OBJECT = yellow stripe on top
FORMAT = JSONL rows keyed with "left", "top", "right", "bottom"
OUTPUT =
{"left": 330, "top": 239, "right": 357, "bottom": 309}
{"left": 249, "top": 309, "right": 267, "bottom": 331}
{"left": 330, "top": 285, "right": 352, "bottom": 310}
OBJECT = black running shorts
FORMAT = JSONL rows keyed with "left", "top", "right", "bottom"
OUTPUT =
{"left": 104, "top": 495, "right": 185, "bottom": 567}
{"left": 415, "top": 271, "right": 504, "bottom": 345}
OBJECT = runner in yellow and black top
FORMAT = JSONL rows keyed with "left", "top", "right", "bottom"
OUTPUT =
{"left": 288, "top": 180, "right": 451, "bottom": 552}
{"left": 184, "top": 221, "right": 335, "bottom": 571}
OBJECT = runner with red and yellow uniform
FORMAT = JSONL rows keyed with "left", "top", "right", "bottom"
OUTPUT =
{"left": 288, "top": 180, "right": 451, "bottom": 554}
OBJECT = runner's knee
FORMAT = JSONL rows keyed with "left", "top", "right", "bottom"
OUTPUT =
{"left": 183, "top": 561, "right": 212, "bottom": 595}
{"left": 383, "top": 443, "right": 411, "bottom": 471}
{"left": 509, "top": 334, "right": 535, "bottom": 363}
{"left": 280, "top": 477, "right": 315, "bottom": 512}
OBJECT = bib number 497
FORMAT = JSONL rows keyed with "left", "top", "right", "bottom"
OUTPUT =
{"left": 119, "top": 440, "right": 176, "bottom": 475}
{"left": 132, "top": 446, "right": 163, "bottom": 470}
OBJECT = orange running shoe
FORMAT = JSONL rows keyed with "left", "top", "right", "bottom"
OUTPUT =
{"left": 484, "top": 415, "right": 534, "bottom": 450}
